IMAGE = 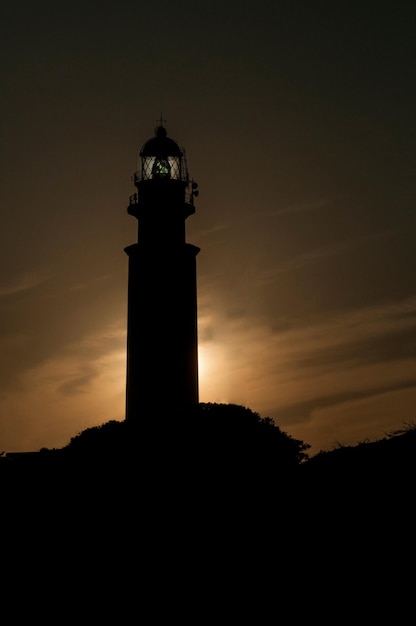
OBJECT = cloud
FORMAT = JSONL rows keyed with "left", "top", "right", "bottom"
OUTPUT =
{"left": 282, "top": 297, "right": 416, "bottom": 373}
{"left": 269, "top": 379, "right": 416, "bottom": 426}
{"left": 0, "top": 265, "right": 126, "bottom": 393}
{"left": 67, "top": 273, "right": 114, "bottom": 292}
{"left": 57, "top": 364, "right": 99, "bottom": 395}
{"left": 0, "top": 321, "right": 126, "bottom": 452}
{"left": 264, "top": 197, "right": 335, "bottom": 217}
{"left": 0, "top": 268, "right": 54, "bottom": 297}
{"left": 267, "top": 240, "right": 352, "bottom": 275}
{"left": 287, "top": 385, "right": 416, "bottom": 453}
{"left": 199, "top": 294, "right": 416, "bottom": 451}
{"left": 260, "top": 229, "right": 396, "bottom": 281}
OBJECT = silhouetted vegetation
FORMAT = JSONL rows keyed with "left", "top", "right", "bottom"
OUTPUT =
{"left": 2, "top": 404, "right": 415, "bottom": 529}
{"left": 2, "top": 403, "right": 415, "bottom": 602}
{"left": 3, "top": 404, "right": 416, "bottom": 482}
{"left": 62, "top": 403, "right": 309, "bottom": 471}
{"left": 4, "top": 403, "right": 416, "bottom": 522}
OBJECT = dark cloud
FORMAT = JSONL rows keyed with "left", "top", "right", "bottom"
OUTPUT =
{"left": 58, "top": 365, "right": 99, "bottom": 396}
{"left": 271, "top": 379, "right": 416, "bottom": 428}
{"left": 0, "top": 272, "right": 126, "bottom": 391}
{"left": 294, "top": 325, "right": 416, "bottom": 374}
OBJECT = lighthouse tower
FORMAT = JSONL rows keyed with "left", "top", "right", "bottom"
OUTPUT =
{"left": 124, "top": 123, "right": 200, "bottom": 421}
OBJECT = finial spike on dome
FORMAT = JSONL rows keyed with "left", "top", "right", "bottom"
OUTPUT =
{"left": 155, "top": 113, "right": 167, "bottom": 137}
{"left": 157, "top": 113, "right": 166, "bottom": 127}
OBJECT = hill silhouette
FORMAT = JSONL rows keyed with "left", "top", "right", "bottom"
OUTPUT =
{"left": 2, "top": 403, "right": 309, "bottom": 511}
{"left": 2, "top": 402, "right": 414, "bottom": 520}
{"left": 2, "top": 402, "right": 413, "bottom": 614}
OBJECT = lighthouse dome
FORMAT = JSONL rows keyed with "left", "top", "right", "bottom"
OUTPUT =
{"left": 140, "top": 125, "right": 183, "bottom": 158}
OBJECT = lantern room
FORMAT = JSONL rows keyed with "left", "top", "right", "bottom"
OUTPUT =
{"left": 135, "top": 125, "right": 187, "bottom": 183}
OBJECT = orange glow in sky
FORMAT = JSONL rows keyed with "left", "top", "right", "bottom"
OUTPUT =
{"left": 1, "top": 3, "right": 416, "bottom": 455}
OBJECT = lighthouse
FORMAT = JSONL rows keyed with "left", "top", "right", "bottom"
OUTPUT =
{"left": 124, "top": 122, "right": 200, "bottom": 421}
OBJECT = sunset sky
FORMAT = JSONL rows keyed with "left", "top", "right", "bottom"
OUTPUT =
{"left": 1, "top": 1, "right": 415, "bottom": 455}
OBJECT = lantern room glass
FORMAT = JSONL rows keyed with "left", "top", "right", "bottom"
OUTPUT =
{"left": 142, "top": 156, "right": 183, "bottom": 181}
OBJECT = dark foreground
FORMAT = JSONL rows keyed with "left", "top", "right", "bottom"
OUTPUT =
{"left": 2, "top": 409, "right": 414, "bottom": 618}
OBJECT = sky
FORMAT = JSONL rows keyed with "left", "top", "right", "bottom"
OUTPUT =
{"left": 1, "top": 1, "right": 415, "bottom": 455}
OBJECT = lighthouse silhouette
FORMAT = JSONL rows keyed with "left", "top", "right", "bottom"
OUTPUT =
{"left": 124, "top": 122, "right": 200, "bottom": 420}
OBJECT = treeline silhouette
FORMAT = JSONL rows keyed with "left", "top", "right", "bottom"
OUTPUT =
{"left": 2, "top": 402, "right": 413, "bottom": 612}
{"left": 2, "top": 402, "right": 414, "bottom": 516}
{"left": 2, "top": 403, "right": 310, "bottom": 513}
